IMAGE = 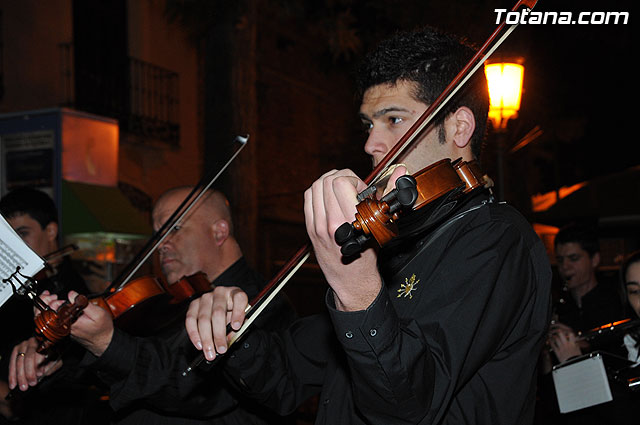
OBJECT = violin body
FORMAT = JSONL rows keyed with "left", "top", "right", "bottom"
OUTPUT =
{"left": 165, "top": 272, "right": 212, "bottom": 304}
{"left": 93, "top": 272, "right": 213, "bottom": 333}
{"left": 90, "top": 273, "right": 211, "bottom": 335}
{"left": 91, "top": 276, "right": 166, "bottom": 317}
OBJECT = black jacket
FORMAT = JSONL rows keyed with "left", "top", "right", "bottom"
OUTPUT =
{"left": 83, "top": 257, "right": 295, "bottom": 424}
{"left": 224, "top": 193, "right": 552, "bottom": 424}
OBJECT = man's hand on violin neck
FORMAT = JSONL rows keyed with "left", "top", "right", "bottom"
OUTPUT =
{"left": 185, "top": 287, "right": 249, "bottom": 361}
{"left": 33, "top": 290, "right": 65, "bottom": 316}
{"left": 67, "top": 291, "right": 114, "bottom": 357}
{"left": 304, "top": 169, "right": 383, "bottom": 312}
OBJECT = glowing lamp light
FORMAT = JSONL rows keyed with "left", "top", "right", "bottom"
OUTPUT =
{"left": 484, "top": 61, "right": 524, "bottom": 130}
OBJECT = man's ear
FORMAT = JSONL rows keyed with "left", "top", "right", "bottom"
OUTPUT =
{"left": 451, "top": 106, "right": 476, "bottom": 149}
{"left": 45, "top": 222, "right": 58, "bottom": 243}
{"left": 212, "top": 220, "right": 230, "bottom": 246}
{"left": 591, "top": 252, "right": 601, "bottom": 269}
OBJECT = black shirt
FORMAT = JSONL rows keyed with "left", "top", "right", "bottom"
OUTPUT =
{"left": 225, "top": 193, "right": 553, "bottom": 424}
{"left": 555, "top": 282, "right": 626, "bottom": 334}
{"left": 83, "top": 257, "right": 294, "bottom": 425}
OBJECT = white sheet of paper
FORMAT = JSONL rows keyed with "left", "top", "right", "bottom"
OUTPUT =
{"left": 0, "top": 213, "right": 45, "bottom": 307}
{"left": 552, "top": 353, "right": 613, "bottom": 413}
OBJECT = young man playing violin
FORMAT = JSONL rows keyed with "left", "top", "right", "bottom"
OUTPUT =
{"left": 0, "top": 187, "right": 97, "bottom": 423}
{"left": 7, "top": 187, "right": 294, "bottom": 424}
{"left": 185, "top": 27, "right": 552, "bottom": 425}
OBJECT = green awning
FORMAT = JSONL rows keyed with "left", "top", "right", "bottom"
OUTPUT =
{"left": 61, "top": 180, "right": 152, "bottom": 237}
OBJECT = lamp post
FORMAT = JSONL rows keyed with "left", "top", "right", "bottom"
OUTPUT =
{"left": 484, "top": 59, "right": 525, "bottom": 201}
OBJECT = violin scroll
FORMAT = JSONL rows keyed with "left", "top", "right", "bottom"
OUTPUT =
{"left": 34, "top": 295, "right": 88, "bottom": 353}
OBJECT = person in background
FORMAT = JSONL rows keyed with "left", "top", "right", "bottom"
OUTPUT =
{"left": 0, "top": 187, "right": 87, "bottom": 301}
{"left": 620, "top": 250, "right": 640, "bottom": 365}
{"left": 548, "top": 223, "right": 626, "bottom": 363}
{"left": 0, "top": 187, "right": 101, "bottom": 424}
{"left": 536, "top": 224, "right": 631, "bottom": 425}
{"left": 8, "top": 187, "right": 295, "bottom": 424}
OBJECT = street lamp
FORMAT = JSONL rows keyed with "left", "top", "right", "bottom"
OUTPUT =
{"left": 484, "top": 60, "right": 524, "bottom": 131}
{"left": 484, "top": 59, "right": 525, "bottom": 201}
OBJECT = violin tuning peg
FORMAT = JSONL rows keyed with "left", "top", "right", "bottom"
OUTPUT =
{"left": 335, "top": 222, "right": 370, "bottom": 256}
{"left": 395, "top": 176, "right": 418, "bottom": 208}
{"left": 396, "top": 187, "right": 418, "bottom": 208}
{"left": 335, "top": 222, "right": 356, "bottom": 245}
{"left": 340, "top": 234, "right": 369, "bottom": 257}
{"left": 395, "top": 175, "right": 417, "bottom": 190}
{"left": 381, "top": 175, "right": 418, "bottom": 214}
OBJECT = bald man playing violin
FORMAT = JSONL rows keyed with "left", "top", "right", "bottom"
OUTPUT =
{"left": 185, "top": 27, "right": 552, "bottom": 425}
{"left": 7, "top": 187, "right": 294, "bottom": 425}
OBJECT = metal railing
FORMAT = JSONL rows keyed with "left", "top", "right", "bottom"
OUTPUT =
{"left": 127, "top": 57, "right": 180, "bottom": 145}
{"left": 59, "top": 43, "right": 180, "bottom": 145}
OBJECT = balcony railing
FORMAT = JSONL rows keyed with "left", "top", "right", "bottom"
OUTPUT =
{"left": 59, "top": 43, "right": 180, "bottom": 146}
{"left": 127, "top": 57, "right": 180, "bottom": 145}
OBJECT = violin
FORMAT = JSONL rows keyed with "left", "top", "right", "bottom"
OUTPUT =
{"left": 89, "top": 275, "right": 167, "bottom": 335}
{"left": 43, "top": 244, "right": 79, "bottom": 265}
{"left": 334, "top": 159, "right": 488, "bottom": 256}
{"left": 86, "top": 272, "right": 211, "bottom": 337}
{"left": 30, "top": 244, "right": 79, "bottom": 282}
{"left": 32, "top": 271, "right": 214, "bottom": 354}
{"left": 164, "top": 272, "right": 212, "bottom": 305}
{"left": 30, "top": 273, "right": 212, "bottom": 355}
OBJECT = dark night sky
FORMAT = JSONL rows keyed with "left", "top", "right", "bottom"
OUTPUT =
{"left": 501, "top": 0, "right": 634, "bottom": 189}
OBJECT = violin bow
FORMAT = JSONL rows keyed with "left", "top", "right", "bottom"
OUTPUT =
{"left": 184, "top": 0, "right": 539, "bottom": 374}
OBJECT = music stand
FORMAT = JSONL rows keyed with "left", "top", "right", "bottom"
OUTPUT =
{"left": 552, "top": 351, "right": 635, "bottom": 413}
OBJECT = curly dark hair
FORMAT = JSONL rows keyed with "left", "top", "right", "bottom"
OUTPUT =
{"left": 355, "top": 27, "right": 490, "bottom": 159}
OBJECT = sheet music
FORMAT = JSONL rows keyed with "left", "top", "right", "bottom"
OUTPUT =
{"left": 0, "top": 213, "right": 45, "bottom": 307}
{"left": 552, "top": 353, "right": 613, "bottom": 413}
